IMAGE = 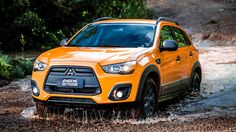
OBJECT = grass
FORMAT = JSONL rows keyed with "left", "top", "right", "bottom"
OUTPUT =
{"left": 0, "top": 53, "right": 34, "bottom": 79}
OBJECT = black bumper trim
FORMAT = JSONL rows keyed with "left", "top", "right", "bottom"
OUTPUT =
{"left": 33, "top": 97, "right": 139, "bottom": 109}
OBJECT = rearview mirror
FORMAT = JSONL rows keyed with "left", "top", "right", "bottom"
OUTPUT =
{"left": 160, "top": 40, "right": 178, "bottom": 51}
{"left": 60, "top": 38, "right": 68, "bottom": 46}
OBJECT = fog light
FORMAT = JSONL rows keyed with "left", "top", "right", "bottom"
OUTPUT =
{"left": 31, "top": 80, "right": 40, "bottom": 96}
{"left": 33, "top": 87, "right": 38, "bottom": 94}
{"left": 116, "top": 91, "right": 123, "bottom": 98}
{"left": 108, "top": 84, "right": 132, "bottom": 101}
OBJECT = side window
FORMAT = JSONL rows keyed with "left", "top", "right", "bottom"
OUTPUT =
{"left": 172, "top": 27, "right": 189, "bottom": 47}
{"left": 159, "top": 26, "right": 174, "bottom": 47}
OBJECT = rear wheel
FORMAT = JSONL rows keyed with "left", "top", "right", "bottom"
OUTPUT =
{"left": 191, "top": 72, "right": 201, "bottom": 92}
{"left": 135, "top": 78, "right": 158, "bottom": 118}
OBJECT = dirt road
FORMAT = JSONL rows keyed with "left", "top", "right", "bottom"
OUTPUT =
{"left": 147, "top": 0, "right": 236, "bottom": 36}
{"left": 1, "top": 0, "right": 236, "bottom": 131}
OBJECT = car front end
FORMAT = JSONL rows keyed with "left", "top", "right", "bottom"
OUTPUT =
{"left": 31, "top": 20, "right": 157, "bottom": 109}
{"left": 32, "top": 56, "right": 144, "bottom": 107}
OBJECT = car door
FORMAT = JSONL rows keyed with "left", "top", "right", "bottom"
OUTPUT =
{"left": 171, "top": 27, "right": 191, "bottom": 91}
{"left": 159, "top": 26, "right": 182, "bottom": 95}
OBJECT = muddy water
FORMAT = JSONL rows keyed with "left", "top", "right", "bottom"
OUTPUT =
{"left": 1, "top": 41, "right": 236, "bottom": 131}
{"left": 19, "top": 41, "right": 236, "bottom": 122}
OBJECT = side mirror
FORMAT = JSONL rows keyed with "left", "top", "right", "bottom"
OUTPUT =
{"left": 60, "top": 38, "right": 68, "bottom": 46}
{"left": 160, "top": 40, "right": 178, "bottom": 51}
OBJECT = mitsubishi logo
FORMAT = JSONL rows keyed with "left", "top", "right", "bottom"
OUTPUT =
{"left": 66, "top": 68, "right": 75, "bottom": 76}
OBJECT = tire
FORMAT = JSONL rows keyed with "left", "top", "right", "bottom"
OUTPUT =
{"left": 47, "top": 106, "right": 65, "bottom": 115}
{"left": 35, "top": 103, "right": 47, "bottom": 117}
{"left": 36, "top": 103, "right": 65, "bottom": 117}
{"left": 135, "top": 78, "right": 158, "bottom": 118}
{"left": 191, "top": 72, "right": 201, "bottom": 92}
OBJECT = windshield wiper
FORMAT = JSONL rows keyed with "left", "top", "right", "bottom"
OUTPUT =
{"left": 65, "top": 44, "right": 126, "bottom": 48}
{"left": 65, "top": 44, "right": 78, "bottom": 47}
{"left": 101, "top": 44, "right": 125, "bottom": 47}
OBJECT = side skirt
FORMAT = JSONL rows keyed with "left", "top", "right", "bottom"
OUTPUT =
{"left": 158, "top": 77, "right": 191, "bottom": 103}
{"left": 158, "top": 90, "right": 188, "bottom": 102}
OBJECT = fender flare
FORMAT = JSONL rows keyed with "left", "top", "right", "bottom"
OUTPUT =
{"left": 135, "top": 64, "right": 161, "bottom": 102}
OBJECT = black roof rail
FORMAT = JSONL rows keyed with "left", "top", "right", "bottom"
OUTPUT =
{"left": 93, "top": 17, "right": 117, "bottom": 22}
{"left": 156, "top": 17, "right": 179, "bottom": 25}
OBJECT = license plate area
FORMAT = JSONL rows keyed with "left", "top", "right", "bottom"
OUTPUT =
{"left": 57, "top": 78, "right": 84, "bottom": 88}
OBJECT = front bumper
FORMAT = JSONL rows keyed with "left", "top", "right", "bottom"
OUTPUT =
{"left": 32, "top": 96, "right": 139, "bottom": 109}
{"left": 31, "top": 61, "right": 142, "bottom": 105}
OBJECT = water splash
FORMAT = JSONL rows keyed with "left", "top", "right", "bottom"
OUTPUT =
{"left": 21, "top": 106, "right": 36, "bottom": 118}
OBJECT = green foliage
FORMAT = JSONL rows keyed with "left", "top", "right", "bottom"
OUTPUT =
{"left": 0, "top": 0, "right": 148, "bottom": 52}
{"left": 94, "top": 0, "right": 148, "bottom": 19}
{"left": 0, "top": 53, "right": 33, "bottom": 79}
{"left": 0, "top": 54, "right": 11, "bottom": 64}
{"left": 14, "top": 0, "right": 30, "bottom": 8}
{"left": 20, "top": 34, "right": 27, "bottom": 52}
{"left": 10, "top": 56, "right": 33, "bottom": 76}
{"left": 13, "top": 11, "right": 47, "bottom": 49}
{"left": 20, "top": 34, "right": 26, "bottom": 46}
{"left": 13, "top": 11, "right": 45, "bottom": 32}
{"left": 0, "top": 54, "right": 12, "bottom": 79}
{"left": 10, "top": 66, "right": 25, "bottom": 78}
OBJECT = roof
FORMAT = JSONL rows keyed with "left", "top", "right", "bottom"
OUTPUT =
{"left": 93, "top": 19, "right": 157, "bottom": 25}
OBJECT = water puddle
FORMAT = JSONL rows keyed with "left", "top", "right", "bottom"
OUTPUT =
{"left": 20, "top": 42, "right": 236, "bottom": 125}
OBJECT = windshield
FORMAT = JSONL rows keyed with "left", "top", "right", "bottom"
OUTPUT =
{"left": 68, "top": 24, "right": 155, "bottom": 48}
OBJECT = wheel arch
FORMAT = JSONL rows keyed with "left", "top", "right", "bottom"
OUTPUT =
{"left": 135, "top": 64, "right": 161, "bottom": 102}
{"left": 191, "top": 61, "right": 202, "bottom": 82}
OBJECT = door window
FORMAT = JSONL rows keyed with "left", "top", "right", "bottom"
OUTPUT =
{"left": 159, "top": 26, "right": 174, "bottom": 47}
{"left": 172, "top": 27, "right": 190, "bottom": 47}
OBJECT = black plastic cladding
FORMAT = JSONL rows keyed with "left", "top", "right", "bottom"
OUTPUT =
{"left": 108, "top": 84, "right": 132, "bottom": 101}
{"left": 47, "top": 97, "right": 96, "bottom": 105}
{"left": 44, "top": 66, "right": 101, "bottom": 95}
{"left": 31, "top": 80, "right": 40, "bottom": 96}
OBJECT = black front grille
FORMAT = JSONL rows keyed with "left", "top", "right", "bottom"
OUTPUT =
{"left": 48, "top": 97, "right": 96, "bottom": 105}
{"left": 44, "top": 66, "right": 101, "bottom": 95}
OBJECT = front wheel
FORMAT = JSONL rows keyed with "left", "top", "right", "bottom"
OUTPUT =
{"left": 135, "top": 78, "right": 158, "bottom": 118}
{"left": 35, "top": 103, "right": 65, "bottom": 117}
{"left": 35, "top": 103, "right": 47, "bottom": 117}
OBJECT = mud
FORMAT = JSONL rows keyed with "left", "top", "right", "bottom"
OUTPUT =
{"left": 1, "top": 0, "right": 236, "bottom": 131}
{"left": 0, "top": 40, "right": 236, "bottom": 131}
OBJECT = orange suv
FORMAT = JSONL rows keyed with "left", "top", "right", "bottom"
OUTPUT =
{"left": 31, "top": 17, "right": 201, "bottom": 118}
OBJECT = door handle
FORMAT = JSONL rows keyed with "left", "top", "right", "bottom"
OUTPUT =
{"left": 189, "top": 51, "right": 193, "bottom": 57}
{"left": 176, "top": 55, "right": 181, "bottom": 61}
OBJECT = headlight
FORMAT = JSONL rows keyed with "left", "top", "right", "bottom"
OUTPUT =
{"left": 102, "top": 61, "right": 137, "bottom": 74}
{"left": 33, "top": 60, "right": 47, "bottom": 71}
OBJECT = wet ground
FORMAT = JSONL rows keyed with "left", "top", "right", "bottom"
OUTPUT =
{"left": 0, "top": 41, "right": 236, "bottom": 131}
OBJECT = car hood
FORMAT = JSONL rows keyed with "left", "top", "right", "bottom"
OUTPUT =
{"left": 38, "top": 46, "right": 149, "bottom": 65}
